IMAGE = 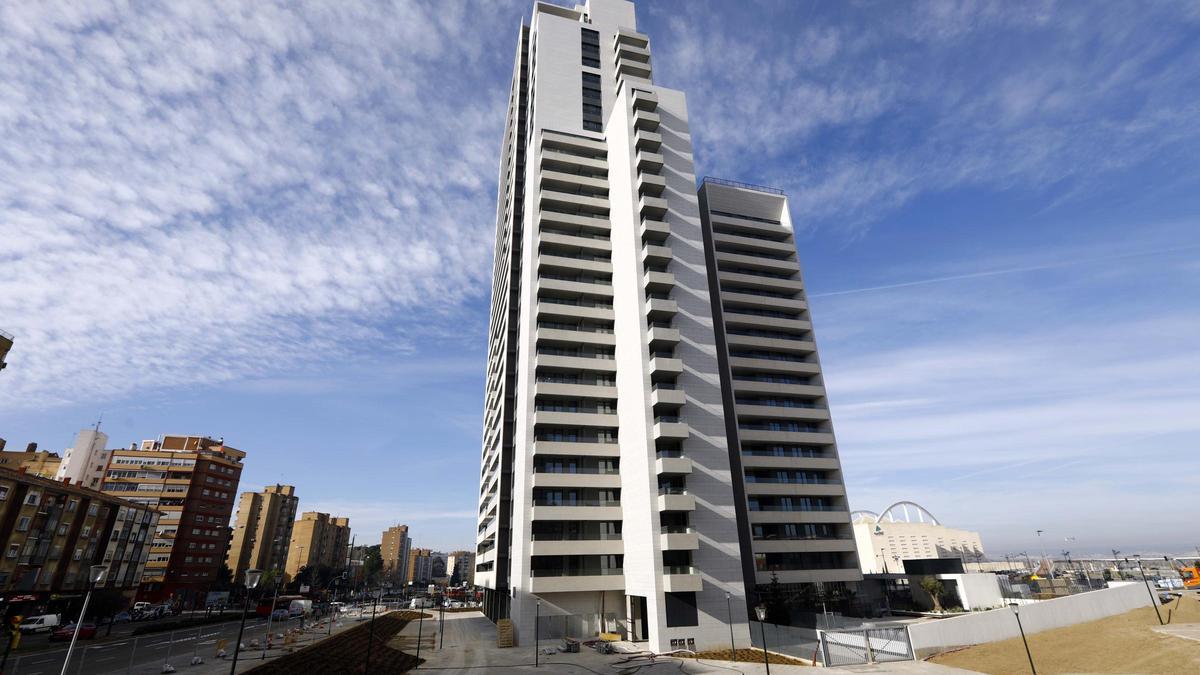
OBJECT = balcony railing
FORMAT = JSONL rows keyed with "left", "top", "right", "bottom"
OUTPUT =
{"left": 531, "top": 567, "right": 623, "bottom": 577}
{"left": 747, "top": 504, "right": 844, "bottom": 512}
{"left": 533, "top": 466, "right": 619, "bottom": 475}
{"left": 533, "top": 499, "right": 620, "bottom": 507}
{"left": 660, "top": 526, "right": 693, "bottom": 534}
{"left": 657, "top": 487, "right": 688, "bottom": 496}
{"left": 744, "top": 476, "right": 838, "bottom": 485}
{"left": 702, "top": 176, "right": 785, "bottom": 197}
{"left": 663, "top": 565, "right": 696, "bottom": 575}
{"left": 531, "top": 532, "right": 622, "bottom": 541}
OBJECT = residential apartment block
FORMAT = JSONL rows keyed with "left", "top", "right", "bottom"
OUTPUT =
{"left": 284, "top": 512, "right": 350, "bottom": 580}
{"left": 447, "top": 550, "right": 476, "bottom": 586}
{"left": 381, "top": 524, "right": 412, "bottom": 584}
{"left": 102, "top": 435, "right": 244, "bottom": 603}
{"left": 56, "top": 428, "right": 112, "bottom": 490}
{"left": 0, "top": 466, "right": 159, "bottom": 606}
{"left": 227, "top": 484, "right": 299, "bottom": 581}
{"left": 475, "top": 0, "right": 859, "bottom": 652}
{"left": 0, "top": 442, "right": 62, "bottom": 479}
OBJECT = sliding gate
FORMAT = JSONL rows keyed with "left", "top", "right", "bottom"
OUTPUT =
{"left": 819, "top": 626, "right": 913, "bottom": 667}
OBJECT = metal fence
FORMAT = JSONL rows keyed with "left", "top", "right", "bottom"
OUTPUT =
{"left": 819, "top": 626, "right": 913, "bottom": 667}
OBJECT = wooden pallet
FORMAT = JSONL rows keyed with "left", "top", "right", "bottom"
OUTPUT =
{"left": 496, "top": 618, "right": 514, "bottom": 648}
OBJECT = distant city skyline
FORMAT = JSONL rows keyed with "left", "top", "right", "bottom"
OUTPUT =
{"left": 2, "top": 0, "right": 1198, "bottom": 554}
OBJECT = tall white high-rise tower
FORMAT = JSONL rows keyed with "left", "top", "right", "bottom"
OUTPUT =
{"left": 476, "top": 0, "right": 861, "bottom": 652}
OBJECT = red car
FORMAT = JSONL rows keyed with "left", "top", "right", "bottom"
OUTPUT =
{"left": 49, "top": 623, "right": 97, "bottom": 641}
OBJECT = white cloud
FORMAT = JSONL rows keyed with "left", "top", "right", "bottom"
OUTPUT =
{"left": 0, "top": 0, "right": 524, "bottom": 408}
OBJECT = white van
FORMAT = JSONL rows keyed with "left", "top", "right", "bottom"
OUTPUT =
{"left": 19, "top": 614, "right": 61, "bottom": 634}
{"left": 288, "top": 599, "right": 313, "bottom": 617}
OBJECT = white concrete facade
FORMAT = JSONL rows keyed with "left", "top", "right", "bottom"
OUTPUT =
{"left": 477, "top": 0, "right": 852, "bottom": 653}
{"left": 56, "top": 428, "right": 110, "bottom": 490}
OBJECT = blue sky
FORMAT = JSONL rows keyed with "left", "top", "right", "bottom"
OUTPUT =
{"left": 1, "top": 0, "right": 1198, "bottom": 556}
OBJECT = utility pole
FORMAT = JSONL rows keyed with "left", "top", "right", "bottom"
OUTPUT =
{"left": 1128, "top": 557, "right": 1164, "bottom": 625}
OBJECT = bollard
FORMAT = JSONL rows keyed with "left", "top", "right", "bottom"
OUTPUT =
{"left": 191, "top": 626, "right": 204, "bottom": 665}
{"left": 127, "top": 635, "right": 140, "bottom": 674}
{"left": 162, "top": 630, "right": 176, "bottom": 672}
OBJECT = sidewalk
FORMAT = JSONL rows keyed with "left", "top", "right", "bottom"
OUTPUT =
{"left": 396, "top": 613, "right": 982, "bottom": 675}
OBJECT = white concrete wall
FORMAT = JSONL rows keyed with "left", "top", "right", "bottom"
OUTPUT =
{"left": 907, "top": 583, "right": 1154, "bottom": 658}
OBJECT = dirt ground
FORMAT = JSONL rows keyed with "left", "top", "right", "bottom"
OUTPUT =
{"left": 931, "top": 594, "right": 1200, "bottom": 674}
{"left": 683, "top": 647, "right": 813, "bottom": 666}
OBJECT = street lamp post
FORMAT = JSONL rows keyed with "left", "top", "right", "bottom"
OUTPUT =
{"left": 754, "top": 605, "right": 771, "bottom": 675}
{"left": 1128, "top": 557, "right": 1164, "bottom": 625}
{"left": 1036, "top": 530, "right": 1053, "bottom": 579}
{"left": 60, "top": 564, "right": 107, "bottom": 675}
{"left": 230, "top": 568, "right": 262, "bottom": 675}
{"left": 534, "top": 599, "right": 540, "bottom": 668}
{"left": 365, "top": 582, "right": 390, "bottom": 674}
{"left": 1008, "top": 603, "right": 1036, "bottom": 674}
{"left": 261, "top": 576, "right": 281, "bottom": 660}
{"left": 725, "top": 592, "right": 736, "bottom": 662}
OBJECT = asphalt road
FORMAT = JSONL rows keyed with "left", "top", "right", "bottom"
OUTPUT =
{"left": 5, "top": 614, "right": 328, "bottom": 675}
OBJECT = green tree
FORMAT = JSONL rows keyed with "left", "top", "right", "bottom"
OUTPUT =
{"left": 362, "top": 545, "right": 383, "bottom": 585}
{"left": 919, "top": 577, "right": 945, "bottom": 613}
{"left": 764, "top": 572, "right": 790, "bottom": 625}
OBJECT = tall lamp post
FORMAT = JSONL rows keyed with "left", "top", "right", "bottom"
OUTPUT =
{"left": 1127, "top": 557, "right": 1164, "bottom": 625}
{"left": 261, "top": 573, "right": 281, "bottom": 660}
{"left": 534, "top": 599, "right": 541, "bottom": 668}
{"left": 754, "top": 605, "right": 770, "bottom": 675}
{"left": 60, "top": 564, "right": 107, "bottom": 675}
{"left": 1036, "top": 530, "right": 1053, "bottom": 579}
{"left": 231, "top": 568, "right": 263, "bottom": 675}
{"left": 1008, "top": 603, "right": 1036, "bottom": 674}
{"left": 724, "top": 592, "right": 736, "bottom": 662}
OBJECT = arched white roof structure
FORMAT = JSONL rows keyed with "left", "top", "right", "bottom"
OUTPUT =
{"left": 850, "top": 510, "right": 880, "bottom": 524}
{"left": 878, "top": 501, "right": 940, "bottom": 525}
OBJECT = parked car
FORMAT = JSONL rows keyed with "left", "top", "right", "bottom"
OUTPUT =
{"left": 112, "top": 611, "right": 133, "bottom": 623}
{"left": 271, "top": 608, "right": 290, "bottom": 621}
{"left": 50, "top": 623, "right": 97, "bottom": 641}
{"left": 19, "top": 614, "right": 61, "bottom": 634}
{"left": 132, "top": 601, "right": 152, "bottom": 613}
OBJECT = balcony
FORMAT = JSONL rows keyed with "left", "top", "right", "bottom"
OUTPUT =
{"left": 650, "top": 385, "right": 686, "bottom": 408}
{"left": 536, "top": 300, "right": 614, "bottom": 322}
{"left": 532, "top": 441, "right": 620, "bottom": 457}
{"left": 638, "top": 173, "right": 666, "bottom": 198}
{"left": 542, "top": 168, "right": 608, "bottom": 193}
{"left": 539, "top": 208, "right": 610, "bottom": 234}
{"left": 640, "top": 217, "right": 669, "bottom": 241}
{"left": 662, "top": 566, "right": 703, "bottom": 593}
{"left": 728, "top": 355, "right": 820, "bottom": 376}
{"left": 538, "top": 253, "right": 611, "bottom": 275}
{"left": 655, "top": 455, "right": 692, "bottom": 475}
{"left": 722, "top": 291, "right": 807, "bottom": 313}
{"left": 533, "top": 409, "right": 617, "bottom": 428}
{"left": 742, "top": 482, "right": 846, "bottom": 497}
{"left": 636, "top": 150, "right": 664, "bottom": 172}
{"left": 659, "top": 527, "right": 699, "bottom": 551}
{"left": 654, "top": 418, "right": 690, "bottom": 440}
{"left": 657, "top": 489, "right": 695, "bottom": 512}
{"left": 534, "top": 380, "right": 617, "bottom": 399}
{"left": 537, "top": 276, "right": 613, "bottom": 300}
{"left": 715, "top": 250, "right": 798, "bottom": 275}
{"left": 642, "top": 244, "right": 672, "bottom": 266}
{"left": 530, "top": 537, "right": 624, "bottom": 556}
{"left": 645, "top": 297, "right": 677, "bottom": 320}
{"left": 724, "top": 313, "right": 813, "bottom": 333}
{"left": 640, "top": 195, "right": 669, "bottom": 219}
{"left": 615, "top": 57, "right": 653, "bottom": 81}
{"left": 542, "top": 128, "right": 607, "bottom": 155}
{"left": 736, "top": 427, "right": 835, "bottom": 445}
{"left": 541, "top": 147, "right": 607, "bottom": 173}
{"left": 614, "top": 41, "right": 651, "bottom": 63}
{"left": 532, "top": 471, "right": 621, "bottom": 489}
{"left": 712, "top": 231, "right": 796, "bottom": 257}
{"left": 643, "top": 270, "right": 675, "bottom": 292}
{"left": 540, "top": 230, "right": 612, "bottom": 253}
{"left": 631, "top": 89, "right": 658, "bottom": 112}
{"left": 747, "top": 509, "right": 850, "bottom": 524}
{"left": 740, "top": 454, "right": 841, "bottom": 471}
{"left": 540, "top": 188, "right": 609, "bottom": 215}
{"left": 531, "top": 503, "right": 622, "bottom": 521}
{"left": 707, "top": 210, "right": 790, "bottom": 238}
{"left": 724, "top": 333, "right": 815, "bottom": 354}
{"left": 529, "top": 570, "right": 624, "bottom": 593}
{"left": 736, "top": 404, "right": 830, "bottom": 422}
{"left": 635, "top": 129, "right": 663, "bottom": 153}
{"left": 649, "top": 356, "right": 683, "bottom": 378}
{"left": 535, "top": 326, "right": 615, "bottom": 348}
{"left": 751, "top": 538, "right": 858, "bottom": 554}
{"left": 633, "top": 109, "right": 660, "bottom": 131}
{"left": 614, "top": 28, "right": 649, "bottom": 48}
{"left": 534, "top": 352, "right": 617, "bottom": 373}
{"left": 718, "top": 269, "right": 804, "bottom": 293}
